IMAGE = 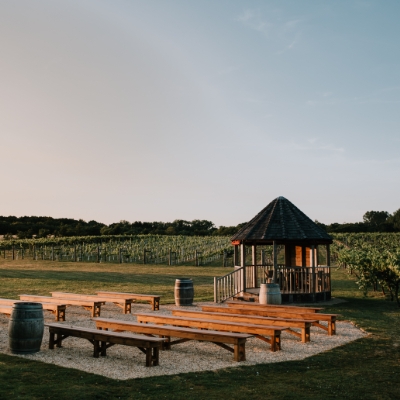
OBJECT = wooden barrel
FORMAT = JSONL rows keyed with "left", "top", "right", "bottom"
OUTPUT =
{"left": 8, "top": 302, "right": 44, "bottom": 354}
{"left": 265, "top": 283, "right": 282, "bottom": 305}
{"left": 174, "top": 278, "right": 194, "bottom": 306}
{"left": 259, "top": 283, "right": 268, "bottom": 304}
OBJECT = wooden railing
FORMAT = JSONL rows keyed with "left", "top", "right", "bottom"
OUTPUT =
{"left": 214, "top": 265, "right": 331, "bottom": 303}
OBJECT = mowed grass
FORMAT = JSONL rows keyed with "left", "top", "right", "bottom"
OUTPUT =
{"left": 0, "top": 259, "right": 223, "bottom": 302}
{"left": 0, "top": 259, "right": 399, "bottom": 399}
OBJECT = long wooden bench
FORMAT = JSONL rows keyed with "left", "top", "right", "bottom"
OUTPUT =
{"left": 45, "top": 323, "right": 164, "bottom": 367}
{"left": 172, "top": 309, "right": 314, "bottom": 343}
{"left": 226, "top": 301, "right": 323, "bottom": 313}
{"left": 135, "top": 312, "right": 284, "bottom": 351}
{"left": 202, "top": 305, "right": 338, "bottom": 336}
{"left": 94, "top": 317, "right": 250, "bottom": 361}
{"left": 0, "top": 298, "right": 66, "bottom": 321}
{"left": 96, "top": 291, "right": 161, "bottom": 311}
{"left": 0, "top": 305, "right": 12, "bottom": 316}
{"left": 20, "top": 295, "right": 104, "bottom": 318}
{"left": 51, "top": 292, "right": 133, "bottom": 314}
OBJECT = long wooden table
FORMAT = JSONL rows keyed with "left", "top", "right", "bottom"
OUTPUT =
{"left": 20, "top": 295, "right": 104, "bottom": 318}
{"left": 172, "top": 309, "right": 314, "bottom": 343}
{"left": 96, "top": 291, "right": 161, "bottom": 311}
{"left": 226, "top": 301, "right": 323, "bottom": 313}
{"left": 51, "top": 292, "right": 133, "bottom": 314}
{"left": 202, "top": 305, "right": 338, "bottom": 336}
{"left": 0, "top": 298, "right": 66, "bottom": 321}
{"left": 135, "top": 312, "right": 284, "bottom": 351}
{"left": 46, "top": 323, "right": 164, "bottom": 366}
{"left": 94, "top": 317, "right": 250, "bottom": 361}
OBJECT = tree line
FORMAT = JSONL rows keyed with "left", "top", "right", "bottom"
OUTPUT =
{"left": 319, "top": 209, "right": 400, "bottom": 233}
{"left": 0, "top": 208, "right": 399, "bottom": 239}
{"left": 0, "top": 216, "right": 246, "bottom": 239}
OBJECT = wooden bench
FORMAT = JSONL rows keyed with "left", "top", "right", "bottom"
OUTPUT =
{"left": 226, "top": 301, "right": 323, "bottom": 313}
{"left": 0, "top": 298, "right": 66, "bottom": 321}
{"left": 0, "top": 305, "right": 12, "bottom": 316}
{"left": 202, "top": 305, "right": 338, "bottom": 336}
{"left": 45, "top": 323, "right": 164, "bottom": 367}
{"left": 96, "top": 291, "right": 161, "bottom": 311}
{"left": 172, "top": 309, "right": 314, "bottom": 343}
{"left": 51, "top": 292, "right": 133, "bottom": 314}
{"left": 135, "top": 312, "right": 284, "bottom": 351}
{"left": 94, "top": 317, "right": 250, "bottom": 361}
{"left": 20, "top": 295, "right": 104, "bottom": 318}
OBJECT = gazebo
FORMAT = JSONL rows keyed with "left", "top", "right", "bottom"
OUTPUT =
{"left": 214, "top": 196, "right": 333, "bottom": 303}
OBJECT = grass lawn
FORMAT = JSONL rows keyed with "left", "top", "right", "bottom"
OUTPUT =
{"left": 0, "top": 259, "right": 399, "bottom": 399}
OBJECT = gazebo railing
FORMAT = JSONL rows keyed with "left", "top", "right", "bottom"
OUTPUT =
{"left": 214, "top": 265, "right": 331, "bottom": 303}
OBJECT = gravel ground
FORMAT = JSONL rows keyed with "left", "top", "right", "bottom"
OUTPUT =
{"left": 0, "top": 302, "right": 367, "bottom": 381}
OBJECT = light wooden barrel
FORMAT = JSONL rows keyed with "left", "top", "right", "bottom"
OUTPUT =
{"left": 259, "top": 283, "right": 268, "bottom": 304}
{"left": 265, "top": 283, "right": 282, "bottom": 305}
{"left": 8, "top": 302, "right": 44, "bottom": 354}
{"left": 174, "top": 278, "right": 194, "bottom": 306}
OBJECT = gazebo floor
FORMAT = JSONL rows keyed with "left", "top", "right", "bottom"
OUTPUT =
{"left": 234, "top": 288, "right": 331, "bottom": 304}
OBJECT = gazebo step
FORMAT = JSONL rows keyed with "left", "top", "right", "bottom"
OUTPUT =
{"left": 232, "top": 291, "right": 259, "bottom": 303}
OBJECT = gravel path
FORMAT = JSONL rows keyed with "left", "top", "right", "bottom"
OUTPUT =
{"left": 0, "top": 302, "right": 367, "bottom": 381}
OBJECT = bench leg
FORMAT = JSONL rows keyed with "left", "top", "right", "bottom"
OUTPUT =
{"left": 303, "top": 327, "right": 311, "bottom": 343}
{"left": 145, "top": 348, "right": 152, "bottom": 366}
{"left": 56, "top": 333, "right": 62, "bottom": 348}
{"left": 234, "top": 341, "right": 246, "bottom": 362}
{"left": 49, "top": 332, "right": 55, "bottom": 349}
{"left": 153, "top": 347, "right": 159, "bottom": 366}
{"left": 125, "top": 302, "right": 132, "bottom": 314}
{"left": 93, "top": 305, "right": 101, "bottom": 318}
{"left": 94, "top": 340, "right": 100, "bottom": 358}
{"left": 101, "top": 341, "right": 107, "bottom": 357}
{"left": 328, "top": 320, "right": 336, "bottom": 336}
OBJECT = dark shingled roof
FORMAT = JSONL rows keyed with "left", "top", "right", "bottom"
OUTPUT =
{"left": 231, "top": 196, "right": 332, "bottom": 243}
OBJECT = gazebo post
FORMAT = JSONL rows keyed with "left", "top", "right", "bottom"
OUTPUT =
{"left": 327, "top": 244, "right": 331, "bottom": 298}
{"left": 233, "top": 245, "right": 239, "bottom": 266}
{"left": 252, "top": 244, "right": 257, "bottom": 288}
{"left": 311, "top": 244, "right": 316, "bottom": 301}
{"left": 273, "top": 241, "right": 277, "bottom": 284}
{"left": 240, "top": 243, "right": 246, "bottom": 292}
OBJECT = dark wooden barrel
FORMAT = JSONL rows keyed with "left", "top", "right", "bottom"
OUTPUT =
{"left": 174, "top": 278, "right": 194, "bottom": 306}
{"left": 8, "top": 302, "right": 44, "bottom": 354}
{"left": 265, "top": 283, "right": 282, "bottom": 305}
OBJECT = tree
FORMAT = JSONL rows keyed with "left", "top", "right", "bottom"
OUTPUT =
{"left": 363, "top": 211, "right": 390, "bottom": 231}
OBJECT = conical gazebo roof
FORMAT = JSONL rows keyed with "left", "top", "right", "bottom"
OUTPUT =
{"left": 231, "top": 196, "right": 332, "bottom": 244}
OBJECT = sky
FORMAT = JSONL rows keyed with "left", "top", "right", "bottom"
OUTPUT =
{"left": 1, "top": 0, "right": 399, "bottom": 227}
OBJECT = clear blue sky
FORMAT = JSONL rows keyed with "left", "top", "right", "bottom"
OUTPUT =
{"left": 1, "top": 0, "right": 399, "bottom": 226}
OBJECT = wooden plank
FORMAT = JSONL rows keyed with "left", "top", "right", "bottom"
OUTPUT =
{"left": 226, "top": 301, "right": 323, "bottom": 313}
